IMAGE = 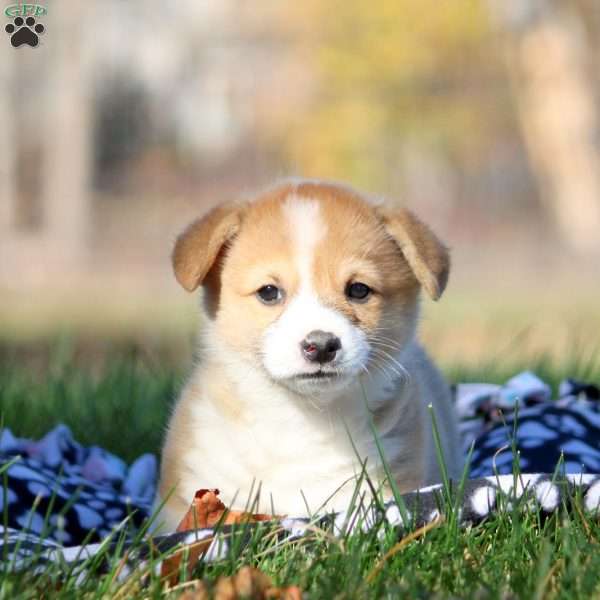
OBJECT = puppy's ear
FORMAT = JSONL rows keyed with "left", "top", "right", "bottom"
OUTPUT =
{"left": 172, "top": 204, "right": 242, "bottom": 292}
{"left": 380, "top": 208, "right": 450, "bottom": 300}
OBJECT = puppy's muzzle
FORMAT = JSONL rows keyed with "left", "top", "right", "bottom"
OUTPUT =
{"left": 300, "top": 330, "right": 341, "bottom": 364}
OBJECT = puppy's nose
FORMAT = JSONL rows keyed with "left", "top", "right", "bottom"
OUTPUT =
{"left": 301, "top": 330, "right": 341, "bottom": 364}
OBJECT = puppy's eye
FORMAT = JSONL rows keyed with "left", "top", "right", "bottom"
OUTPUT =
{"left": 256, "top": 284, "right": 283, "bottom": 305}
{"left": 345, "top": 282, "right": 372, "bottom": 302}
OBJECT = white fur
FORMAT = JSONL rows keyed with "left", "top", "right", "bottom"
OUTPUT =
{"left": 157, "top": 333, "right": 461, "bottom": 529}
{"left": 262, "top": 291, "right": 369, "bottom": 391}
{"left": 283, "top": 196, "right": 325, "bottom": 285}
{"left": 176, "top": 336, "right": 373, "bottom": 517}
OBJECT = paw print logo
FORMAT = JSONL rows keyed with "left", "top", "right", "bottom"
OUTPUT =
{"left": 5, "top": 16, "right": 45, "bottom": 48}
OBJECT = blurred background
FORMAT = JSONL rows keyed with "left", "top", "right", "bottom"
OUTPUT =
{"left": 1, "top": 0, "right": 599, "bottom": 371}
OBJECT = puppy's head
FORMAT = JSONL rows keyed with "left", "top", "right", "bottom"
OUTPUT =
{"left": 173, "top": 181, "right": 449, "bottom": 396}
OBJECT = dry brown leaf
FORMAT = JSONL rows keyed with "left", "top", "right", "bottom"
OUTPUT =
{"left": 177, "top": 489, "right": 228, "bottom": 530}
{"left": 179, "top": 580, "right": 210, "bottom": 599}
{"left": 169, "top": 567, "right": 302, "bottom": 599}
{"left": 265, "top": 585, "right": 303, "bottom": 600}
{"left": 213, "top": 566, "right": 302, "bottom": 600}
{"left": 178, "top": 489, "right": 276, "bottom": 530}
{"left": 161, "top": 489, "right": 279, "bottom": 586}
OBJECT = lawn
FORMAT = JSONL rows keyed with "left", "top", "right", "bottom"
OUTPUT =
{"left": 1, "top": 340, "right": 600, "bottom": 598}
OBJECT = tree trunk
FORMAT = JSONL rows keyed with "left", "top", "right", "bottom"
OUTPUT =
{"left": 0, "top": 55, "right": 16, "bottom": 236}
{"left": 41, "top": 2, "right": 93, "bottom": 267}
{"left": 490, "top": 0, "right": 600, "bottom": 255}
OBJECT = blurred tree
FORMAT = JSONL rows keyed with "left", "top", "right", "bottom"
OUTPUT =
{"left": 0, "top": 58, "right": 16, "bottom": 235}
{"left": 282, "top": 0, "right": 498, "bottom": 193}
{"left": 490, "top": 0, "right": 600, "bottom": 255}
{"left": 42, "top": 2, "right": 93, "bottom": 265}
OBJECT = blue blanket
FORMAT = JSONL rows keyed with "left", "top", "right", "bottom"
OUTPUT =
{"left": 1, "top": 371, "right": 599, "bottom": 560}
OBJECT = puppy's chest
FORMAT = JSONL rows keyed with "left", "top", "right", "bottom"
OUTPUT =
{"left": 185, "top": 386, "right": 373, "bottom": 481}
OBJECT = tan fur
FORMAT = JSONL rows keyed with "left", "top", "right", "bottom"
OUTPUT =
{"left": 380, "top": 208, "right": 450, "bottom": 301}
{"left": 172, "top": 203, "right": 243, "bottom": 292}
{"left": 157, "top": 179, "right": 461, "bottom": 530}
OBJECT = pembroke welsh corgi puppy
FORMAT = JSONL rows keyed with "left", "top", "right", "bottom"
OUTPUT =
{"left": 157, "top": 180, "right": 462, "bottom": 530}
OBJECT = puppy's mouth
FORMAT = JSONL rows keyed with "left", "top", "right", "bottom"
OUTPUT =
{"left": 294, "top": 370, "right": 338, "bottom": 380}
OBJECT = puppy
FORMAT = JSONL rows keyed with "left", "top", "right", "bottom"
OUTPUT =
{"left": 157, "top": 180, "right": 462, "bottom": 530}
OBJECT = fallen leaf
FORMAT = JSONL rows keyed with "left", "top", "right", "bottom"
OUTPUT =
{"left": 177, "top": 489, "right": 276, "bottom": 531}
{"left": 167, "top": 567, "right": 302, "bottom": 599}
{"left": 179, "top": 580, "right": 210, "bottom": 599}
{"left": 161, "top": 489, "right": 279, "bottom": 586}
{"left": 213, "top": 566, "right": 302, "bottom": 600}
{"left": 177, "top": 489, "right": 228, "bottom": 530}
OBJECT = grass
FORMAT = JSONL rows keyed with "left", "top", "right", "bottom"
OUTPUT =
{"left": 0, "top": 340, "right": 179, "bottom": 463}
{"left": 1, "top": 339, "right": 600, "bottom": 598}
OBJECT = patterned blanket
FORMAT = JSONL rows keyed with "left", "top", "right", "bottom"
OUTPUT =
{"left": 1, "top": 371, "right": 599, "bottom": 574}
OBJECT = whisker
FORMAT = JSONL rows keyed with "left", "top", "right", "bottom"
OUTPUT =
{"left": 369, "top": 348, "right": 411, "bottom": 384}
{"left": 367, "top": 331, "right": 404, "bottom": 344}
{"left": 369, "top": 350, "right": 406, "bottom": 382}
{"left": 368, "top": 339, "right": 403, "bottom": 353}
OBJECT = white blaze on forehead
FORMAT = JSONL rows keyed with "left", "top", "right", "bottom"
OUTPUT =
{"left": 261, "top": 195, "right": 370, "bottom": 389}
{"left": 283, "top": 196, "right": 327, "bottom": 291}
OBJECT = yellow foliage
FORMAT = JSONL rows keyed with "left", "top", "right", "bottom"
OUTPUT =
{"left": 282, "top": 0, "right": 497, "bottom": 189}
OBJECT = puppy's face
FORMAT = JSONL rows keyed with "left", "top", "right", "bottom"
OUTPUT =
{"left": 173, "top": 182, "right": 449, "bottom": 397}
